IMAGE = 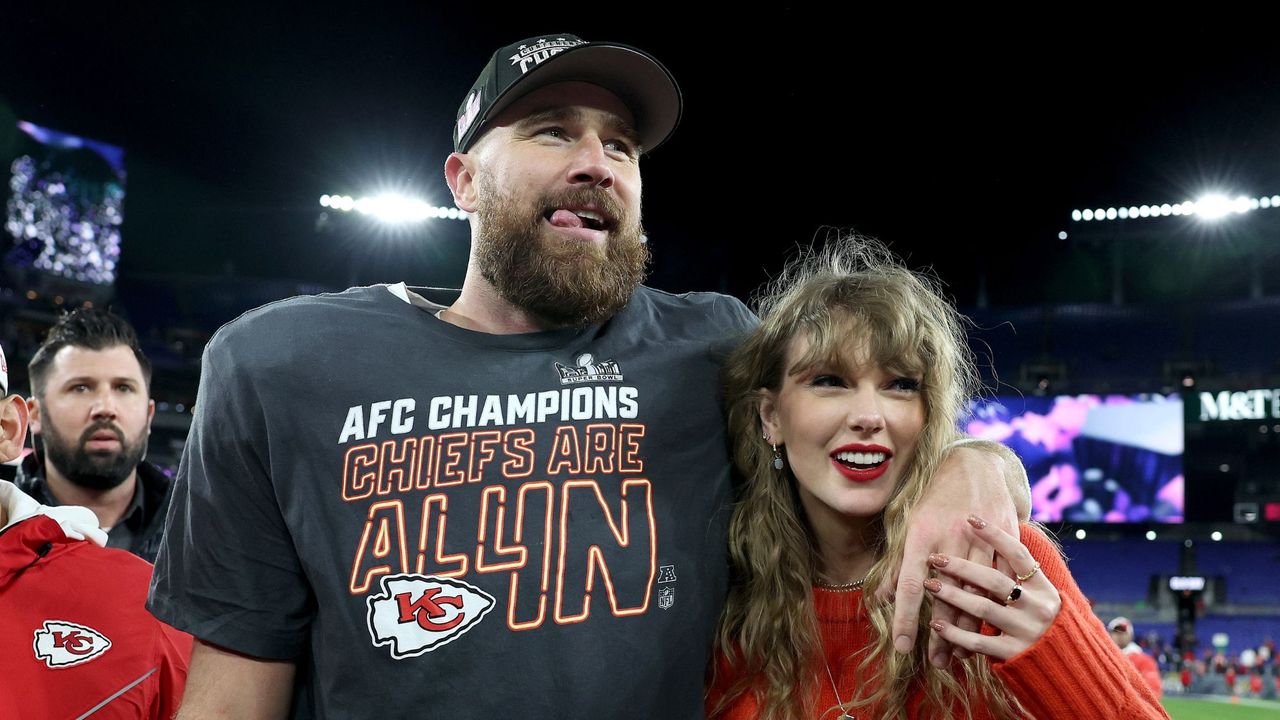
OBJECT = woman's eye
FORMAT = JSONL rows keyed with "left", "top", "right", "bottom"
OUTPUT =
{"left": 890, "top": 377, "right": 922, "bottom": 392}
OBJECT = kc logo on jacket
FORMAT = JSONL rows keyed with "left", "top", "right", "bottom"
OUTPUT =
{"left": 366, "top": 574, "right": 495, "bottom": 659}
{"left": 33, "top": 620, "right": 112, "bottom": 668}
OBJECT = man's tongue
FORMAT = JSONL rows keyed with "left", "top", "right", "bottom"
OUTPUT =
{"left": 548, "top": 209, "right": 584, "bottom": 228}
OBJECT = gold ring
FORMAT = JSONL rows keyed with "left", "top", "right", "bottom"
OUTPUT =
{"left": 1004, "top": 584, "right": 1023, "bottom": 605}
{"left": 1016, "top": 562, "right": 1041, "bottom": 583}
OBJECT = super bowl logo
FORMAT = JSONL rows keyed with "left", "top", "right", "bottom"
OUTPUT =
{"left": 556, "top": 353, "right": 623, "bottom": 385}
{"left": 366, "top": 574, "right": 495, "bottom": 659}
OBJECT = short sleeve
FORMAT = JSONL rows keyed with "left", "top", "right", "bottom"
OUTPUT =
{"left": 147, "top": 324, "right": 315, "bottom": 659}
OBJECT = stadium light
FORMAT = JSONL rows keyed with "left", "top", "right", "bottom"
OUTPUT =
{"left": 319, "top": 193, "right": 467, "bottom": 223}
{"left": 1075, "top": 529, "right": 1087, "bottom": 540}
{"left": 1070, "top": 191, "right": 1279, "bottom": 223}
{"left": 1145, "top": 530, "right": 1157, "bottom": 541}
{"left": 1210, "top": 531, "right": 1223, "bottom": 542}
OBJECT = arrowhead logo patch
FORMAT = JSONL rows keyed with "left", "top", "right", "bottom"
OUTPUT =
{"left": 366, "top": 574, "right": 495, "bottom": 659}
{"left": 33, "top": 620, "right": 112, "bottom": 668}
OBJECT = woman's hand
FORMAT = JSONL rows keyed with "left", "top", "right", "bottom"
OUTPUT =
{"left": 880, "top": 446, "right": 1021, "bottom": 667}
{"left": 922, "top": 516, "right": 1061, "bottom": 661}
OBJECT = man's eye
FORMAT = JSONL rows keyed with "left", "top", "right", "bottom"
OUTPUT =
{"left": 605, "top": 139, "right": 635, "bottom": 156}
{"left": 538, "top": 127, "right": 566, "bottom": 139}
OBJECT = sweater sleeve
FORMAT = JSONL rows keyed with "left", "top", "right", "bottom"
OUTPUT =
{"left": 991, "top": 526, "right": 1169, "bottom": 720}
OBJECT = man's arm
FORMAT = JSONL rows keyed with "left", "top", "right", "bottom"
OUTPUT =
{"left": 953, "top": 438, "right": 1031, "bottom": 522}
{"left": 175, "top": 641, "right": 296, "bottom": 720}
{"left": 877, "top": 442, "right": 1029, "bottom": 666}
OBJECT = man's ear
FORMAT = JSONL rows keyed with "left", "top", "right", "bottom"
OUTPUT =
{"left": 444, "top": 152, "right": 481, "bottom": 213}
{"left": 25, "top": 396, "right": 41, "bottom": 436}
{"left": 0, "top": 395, "right": 30, "bottom": 464}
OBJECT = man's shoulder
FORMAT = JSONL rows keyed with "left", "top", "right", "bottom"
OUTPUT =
{"left": 12, "top": 518, "right": 155, "bottom": 588}
{"left": 217, "top": 285, "right": 390, "bottom": 335}
{"left": 204, "top": 285, "right": 400, "bottom": 361}
{"left": 626, "top": 286, "right": 757, "bottom": 330}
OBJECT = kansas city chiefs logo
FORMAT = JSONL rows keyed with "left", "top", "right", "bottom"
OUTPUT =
{"left": 33, "top": 620, "right": 112, "bottom": 668}
{"left": 366, "top": 574, "right": 495, "bottom": 659}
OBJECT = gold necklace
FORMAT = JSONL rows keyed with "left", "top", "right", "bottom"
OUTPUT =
{"left": 813, "top": 573, "right": 867, "bottom": 592}
{"left": 822, "top": 656, "right": 856, "bottom": 720}
{"left": 816, "top": 570, "right": 866, "bottom": 718}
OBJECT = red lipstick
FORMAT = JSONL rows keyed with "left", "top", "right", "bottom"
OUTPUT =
{"left": 829, "top": 444, "right": 892, "bottom": 483}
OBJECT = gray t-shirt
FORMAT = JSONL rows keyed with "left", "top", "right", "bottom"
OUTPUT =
{"left": 149, "top": 283, "right": 756, "bottom": 719}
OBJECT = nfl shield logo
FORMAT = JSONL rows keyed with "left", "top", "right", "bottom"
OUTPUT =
{"left": 658, "top": 586, "right": 675, "bottom": 610}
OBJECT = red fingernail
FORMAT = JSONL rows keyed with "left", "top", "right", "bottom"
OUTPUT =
{"left": 928, "top": 553, "right": 949, "bottom": 568}
{"left": 929, "top": 620, "right": 944, "bottom": 633}
{"left": 923, "top": 578, "right": 942, "bottom": 593}
{"left": 967, "top": 515, "right": 987, "bottom": 529}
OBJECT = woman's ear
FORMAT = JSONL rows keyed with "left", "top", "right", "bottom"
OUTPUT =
{"left": 758, "top": 390, "right": 781, "bottom": 445}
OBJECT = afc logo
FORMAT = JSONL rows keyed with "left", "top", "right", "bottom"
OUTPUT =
{"left": 657, "top": 564, "right": 677, "bottom": 610}
{"left": 367, "top": 574, "right": 495, "bottom": 659}
{"left": 33, "top": 620, "right": 112, "bottom": 668}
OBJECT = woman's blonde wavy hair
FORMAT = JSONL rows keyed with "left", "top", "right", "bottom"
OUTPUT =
{"left": 711, "top": 235, "right": 1023, "bottom": 720}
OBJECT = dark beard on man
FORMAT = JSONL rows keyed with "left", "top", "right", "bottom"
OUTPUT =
{"left": 472, "top": 180, "right": 650, "bottom": 328}
{"left": 40, "top": 418, "right": 148, "bottom": 491}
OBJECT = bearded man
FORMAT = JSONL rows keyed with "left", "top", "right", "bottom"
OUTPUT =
{"left": 149, "top": 34, "right": 1028, "bottom": 719}
{"left": 17, "top": 307, "right": 165, "bottom": 562}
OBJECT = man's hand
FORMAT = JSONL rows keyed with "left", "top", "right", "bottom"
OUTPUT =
{"left": 875, "top": 443, "right": 1026, "bottom": 666}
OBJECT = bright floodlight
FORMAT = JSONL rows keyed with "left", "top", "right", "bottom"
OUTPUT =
{"left": 1058, "top": 231, "right": 1068, "bottom": 240}
{"left": 1073, "top": 194, "right": 1278, "bottom": 224}
{"left": 1211, "top": 531, "right": 1223, "bottom": 541}
{"left": 318, "top": 193, "right": 465, "bottom": 223}
{"left": 1145, "top": 530, "right": 1157, "bottom": 541}
{"left": 1075, "top": 529, "right": 1087, "bottom": 540}
{"left": 354, "top": 194, "right": 434, "bottom": 224}
{"left": 1195, "top": 194, "right": 1233, "bottom": 220}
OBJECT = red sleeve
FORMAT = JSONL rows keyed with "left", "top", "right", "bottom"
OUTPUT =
{"left": 990, "top": 526, "right": 1169, "bottom": 720}
{"left": 706, "top": 650, "right": 759, "bottom": 720}
{"left": 149, "top": 620, "right": 194, "bottom": 720}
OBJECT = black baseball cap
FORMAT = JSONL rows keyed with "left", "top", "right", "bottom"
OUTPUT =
{"left": 453, "top": 34, "right": 681, "bottom": 154}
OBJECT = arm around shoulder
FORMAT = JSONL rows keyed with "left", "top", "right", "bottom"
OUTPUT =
{"left": 949, "top": 438, "right": 1031, "bottom": 522}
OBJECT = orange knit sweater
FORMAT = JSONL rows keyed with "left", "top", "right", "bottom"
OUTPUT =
{"left": 707, "top": 526, "right": 1169, "bottom": 720}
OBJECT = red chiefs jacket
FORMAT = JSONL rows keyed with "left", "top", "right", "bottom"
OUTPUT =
{"left": 1, "top": 483, "right": 191, "bottom": 719}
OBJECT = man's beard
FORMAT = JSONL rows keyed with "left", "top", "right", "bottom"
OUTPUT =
{"left": 472, "top": 179, "right": 650, "bottom": 328}
{"left": 40, "top": 416, "right": 148, "bottom": 491}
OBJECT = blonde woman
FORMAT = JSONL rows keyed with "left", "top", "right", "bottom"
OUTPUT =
{"left": 707, "top": 238, "right": 1167, "bottom": 720}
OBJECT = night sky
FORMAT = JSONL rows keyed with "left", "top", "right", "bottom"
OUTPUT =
{"left": 3, "top": 7, "right": 1279, "bottom": 307}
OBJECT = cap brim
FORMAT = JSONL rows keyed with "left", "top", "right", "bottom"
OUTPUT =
{"left": 478, "top": 42, "right": 681, "bottom": 154}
